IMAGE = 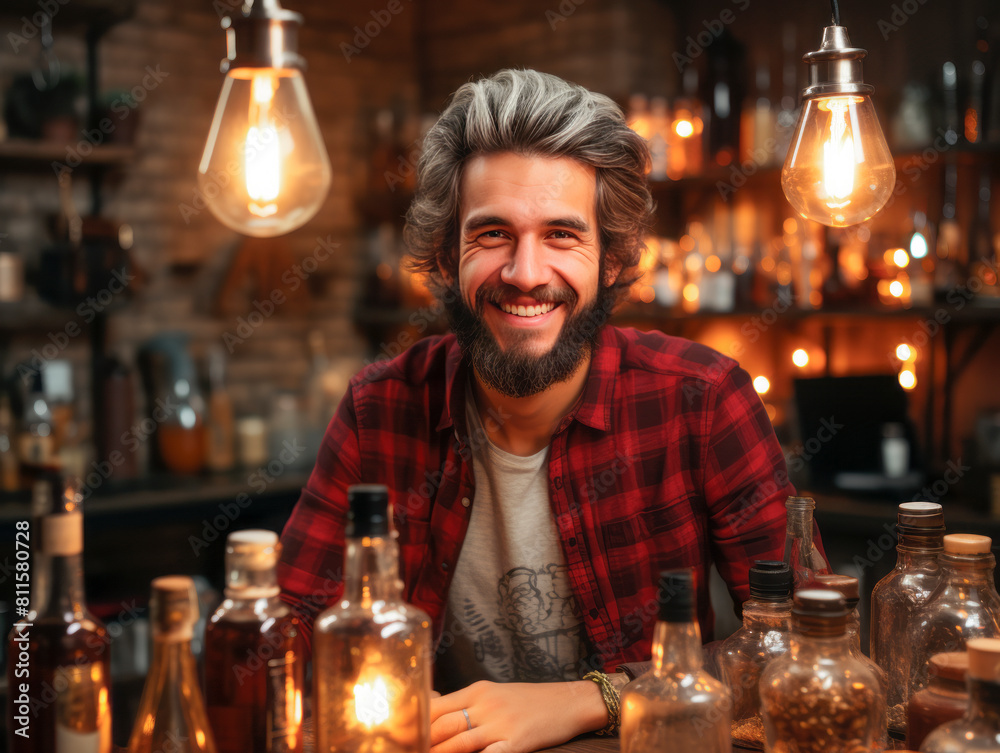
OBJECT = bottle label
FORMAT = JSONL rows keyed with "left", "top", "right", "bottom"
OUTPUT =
{"left": 42, "top": 513, "right": 83, "bottom": 556}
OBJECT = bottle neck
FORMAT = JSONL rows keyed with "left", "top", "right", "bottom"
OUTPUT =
{"left": 742, "top": 598, "right": 792, "bottom": 631}
{"left": 790, "top": 631, "right": 853, "bottom": 660}
{"left": 652, "top": 618, "right": 703, "bottom": 675}
{"left": 784, "top": 506, "right": 814, "bottom": 562}
{"left": 969, "top": 678, "right": 1000, "bottom": 720}
{"left": 343, "top": 535, "right": 400, "bottom": 607}
{"left": 34, "top": 552, "right": 87, "bottom": 619}
{"left": 896, "top": 535, "right": 942, "bottom": 567}
{"left": 941, "top": 553, "right": 997, "bottom": 587}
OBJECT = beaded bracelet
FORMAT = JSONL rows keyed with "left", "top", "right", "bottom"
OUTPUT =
{"left": 583, "top": 670, "right": 621, "bottom": 736}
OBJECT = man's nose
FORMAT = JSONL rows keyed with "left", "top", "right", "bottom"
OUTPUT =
{"left": 499, "top": 236, "right": 552, "bottom": 291}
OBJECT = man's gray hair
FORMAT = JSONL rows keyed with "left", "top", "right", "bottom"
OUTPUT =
{"left": 404, "top": 68, "right": 654, "bottom": 306}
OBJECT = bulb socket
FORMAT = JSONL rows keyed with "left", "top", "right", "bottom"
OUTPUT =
{"left": 801, "top": 25, "right": 874, "bottom": 100}
{"left": 221, "top": 0, "right": 305, "bottom": 72}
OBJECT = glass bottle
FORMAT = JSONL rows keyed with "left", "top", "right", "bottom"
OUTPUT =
{"left": 813, "top": 573, "right": 889, "bottom": 689}
{"left": 313, "top": 485, "right": 432, "bottom": 753}
{"left": 204, "top": 530, "right": 305, "bottom": 753}
{"left": 717, "top": 561, "right": 793, "bottom": 750}
{"left": 0, "top": 391, "right": 20, "bottom": 490}
{"left": 760, "top": 590, "right": 886, "bottom": 753}
{"left": 6, "top": 473, "right": 112, "bottom": 753}
{"left": 128, "top": 576, "right": 218, "bottom": 753}
{"left": 870, "top": 500, "right": 945, "bottom": 742}
{"left": 205, "top": 347, "right": 235, "bottom": 473}
{"left": 921, "top": 638, "right": 1000, "bottom": 752}
{"left": 906, "top": 652, "right": 968, "bottom": 750}
{"left": 782, "top": 496, "right": 829, "bottom": 590}
{"left": 908, "top": 534, "right": 1000, "bottom": 704}
{"left": 18, "top": 369, "right": 56, "bottom": 485}
{"left": 620, "top": 570, "right": 731, "bottom": 753}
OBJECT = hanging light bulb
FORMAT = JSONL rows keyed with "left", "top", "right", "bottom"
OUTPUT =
{"left": 199, "top": 0, "right": 332, "bottom": 237}
{"left": 781, "top": 10, "right": 895, "bottom": 228}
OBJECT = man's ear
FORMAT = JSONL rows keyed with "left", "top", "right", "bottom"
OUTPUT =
{"left": 601, "top": 260, "right": 623, "bottom": 288}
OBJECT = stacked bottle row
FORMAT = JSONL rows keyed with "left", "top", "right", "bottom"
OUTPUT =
{"left": 6, "top": 478, "right": 430, "bottom": 753}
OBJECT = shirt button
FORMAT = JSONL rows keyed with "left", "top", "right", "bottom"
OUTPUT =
{"left": 461, "top": 497, "right": 471, "bottom": 508}
{"left": 441, "top": 561, "right": 449, "bottom": 571}
{"left": 568, "top": 537, "right": 577, "bottom": 547}
{"left": 589, "top": 608, "right": 599, "bottom": 619}
{"left": 553, "top": 477, "right": 563, "bottom": 489}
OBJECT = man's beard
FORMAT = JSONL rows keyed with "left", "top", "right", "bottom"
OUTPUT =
{"left": 445, "top": 280, "right": 614, "bottom": 398}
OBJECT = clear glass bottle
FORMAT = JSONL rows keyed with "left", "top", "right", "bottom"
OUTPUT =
{"left": 870, "top": 500, "right": 945, "bottom": 741}
{"left": 908, "top": 534, "right": 1000, "bottom": 704}
{"left": 906, "top": 652, "right": 968, "bottom": 750}
{"left": 620, "top": 570, "right": 731, "bottom": 753}
{"left": 813, "top": 573, "right": 889, "bottom": 687}
{"left": 782, "top": 496, "right": 830, "bottom": 590}
{"left": 922, "top": 638, "right": 1000, "bottom": 752}
{"left": 128, "top": 576, "right": 218, "bottom": 753}
{"left": 313, "top": 485, "right": 432, "bottom": 753}
{"left": 717, "top": 561, "right": 793, "bottom": 750}
{"left": 761, "top": 590, "right": 886, "bottom": 753}
{"left": 6, "top": 473, "right": 112, "bottom": 753}
{"left": 204, "top": 530, "right": 305, "bottom": 753}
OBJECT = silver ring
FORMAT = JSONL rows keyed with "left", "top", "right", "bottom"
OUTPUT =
{"left": 461, "top": 708, "right": 472, "bottom": 730}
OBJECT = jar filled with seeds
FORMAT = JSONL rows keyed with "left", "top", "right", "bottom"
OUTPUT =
{"left": 760, "top": 589, "right": 887, "bottom": 753}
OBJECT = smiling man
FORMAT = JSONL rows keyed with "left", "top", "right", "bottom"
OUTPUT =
{"left": 279, "top": 69, "right": 813, "bottom": 753}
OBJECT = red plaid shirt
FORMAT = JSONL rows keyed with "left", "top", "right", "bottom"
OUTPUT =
{"left": 278, "top": 326, "right": 815, "bottom": 674}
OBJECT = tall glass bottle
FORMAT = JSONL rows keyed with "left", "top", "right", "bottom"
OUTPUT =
{"left": 717, "top": 561, "right": 793, "bottom": 750}
{"left": 870, "top": 500, "right": 945, "bottom": 741}
{"left": 128, "top": 576, "right": 218, "bottom": 753}
{"left": 313, "top": 485, "right": 432, "bottom": 753}
{"left": 782, "top": 496, "right": 829, "bottom": 590}
{"left": 204, "top": 530, "right": 304, "bottom": 753}
{"left": 760, "top": 590, "right": 886, "bottom": 753}
{"left": 922, "top": 638, "right": 1000, "bottom": 752}
{"left": 908, "top": 534, "right": 1000, "bottom": 704}
{"left": 620, "top": 570, "right": 731, "bottom": 753}
{"left": 813, "top": 573, "right": 888, "bottom": 688}
{"left": 6, "top": 473, "right": 112, "bottom": 753}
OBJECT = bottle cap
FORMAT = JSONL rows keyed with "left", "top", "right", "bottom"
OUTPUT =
{"left": 657, "top": 569, "right": 695, "bottom": 623}
{"left": 944, "top": 533, "right": 992, "bottom": 555}
{"left": 792, "top": 589, "right": 849, "bottom": 637}
{"left": 749, "top": 560, "right": 792, "bottom": 601}
{"left": 36, "top": 474, "right": 83, "bottom": 557}
{"left": 813, "top": 573, "right": 860, "bottom": 610}
{"left": 967, "top": 638, "right": 1000, "bottom": 682}
{"left": 898, "top": 501, "right": 944, "bottom": 529}
{"left": 225, "top": 529, "right": 281, "bottom": 598}
{"left": 150, "top": 575, "right": 198, "bottom": 641}
{"left": 928, "top": 651, "right": 969, "bottom": 683}
{"left": 347, "top": 484, "right": 390, "bottom": 538}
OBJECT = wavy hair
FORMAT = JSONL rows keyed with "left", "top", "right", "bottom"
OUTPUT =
{"left": 403, "top": 69, "right": 654, "bottom": 307}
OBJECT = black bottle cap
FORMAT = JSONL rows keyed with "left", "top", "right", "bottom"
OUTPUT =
{"left": 657, "top": 569, "right": 695, "bottom": 623}
{"left": 749, "top": 560, "right": 792, "bottom": 601}
{"left": 347, "top": 484, "right": 389, "bottom": 538}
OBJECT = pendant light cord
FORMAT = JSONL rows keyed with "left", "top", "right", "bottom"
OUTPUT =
{"left": 830, "top": 0, "right": 841, "bottom": 25}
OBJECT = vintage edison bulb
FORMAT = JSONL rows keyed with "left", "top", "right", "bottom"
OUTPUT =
{"left": 199, "top": 68, "right": 331, "bottom": 237}
{"left": 781, "top": 93, "right": 895, "bottom": 227}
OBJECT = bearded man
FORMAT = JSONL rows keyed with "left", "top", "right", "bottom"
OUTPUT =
{"left": 279, "top": 68, "right": 815, "bottom": 753}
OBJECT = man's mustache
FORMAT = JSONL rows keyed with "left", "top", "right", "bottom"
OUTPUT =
{"left": 475, "top": 284, "right": 578, "bottom": 312}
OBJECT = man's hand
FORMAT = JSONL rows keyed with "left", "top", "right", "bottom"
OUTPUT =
{"left": 429, "top": 679, "right": 608, "bottom": 753}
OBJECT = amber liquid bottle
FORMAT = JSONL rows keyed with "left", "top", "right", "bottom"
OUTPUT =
{"left": 204, "top": 530, "right": 305, "bottom": 753}
{"left": 6, "top": 472, "right": 112, "bottom": 753}
{"left": 313, "top": 485, "right": 432, "bottom": 753}
{"left": 128, "top": 576, "right": 218, "bottom": 753}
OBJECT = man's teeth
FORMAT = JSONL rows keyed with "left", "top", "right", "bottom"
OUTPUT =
{"left": 499, "top": 302, "right": 556, "bottom": 317}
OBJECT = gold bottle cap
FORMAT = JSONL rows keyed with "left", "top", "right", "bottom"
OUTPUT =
{"left": 812, "top": 574, "right": 860, "bottom": 609}
{"left": 944, "top": 533, "right": 992, "bottom": 554}
{"left": 150, "top": 576, "right": 198, "bottom": 641}
{"left": 225, "top": 529, "right": 281, "bottom": 599}
{"left": 898, "top": 501, "right": 944, "bottom": 529}
{"left": 967, "top": 638, "right": 1000, "bottom": 682}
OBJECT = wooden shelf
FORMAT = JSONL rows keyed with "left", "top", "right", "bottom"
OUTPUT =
{"left": 0, "top": 139, "right": 135, "bottom": 168}
{"left": 0, "top": 0, "right": 135, "bottom": 30}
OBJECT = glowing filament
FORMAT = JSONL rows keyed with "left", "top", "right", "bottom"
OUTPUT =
{"left": 823, "top": 98, "right": 855, "bottom": 206}
{"left": 354, "top": 677, "right": 391, "bottom": 727}
{"left": 245, "top": 74, "right": 281, "bottom": 216}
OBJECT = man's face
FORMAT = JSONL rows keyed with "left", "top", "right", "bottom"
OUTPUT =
{"left": 447, "top": 152, "right": 613, "bottom": 397}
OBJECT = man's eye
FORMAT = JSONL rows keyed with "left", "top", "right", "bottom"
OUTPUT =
{"left": 550, "top": 230, "right": 575, "bottom": 240}
{"left": 479, "top": 230, "right": 505, "bottom": 239}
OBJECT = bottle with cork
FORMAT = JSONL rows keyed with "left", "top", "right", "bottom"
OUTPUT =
{"left": 906, "top": 651, "right": 969, "bottom": 750}
{"left": 716, "top": 561, "right": 794, "bottom": 749}
{"left": 5, "top": 472, "right": 112, "bottom": 753}
{"left": 204, "top": 530, "right": 304, "bottom": 753}
{"left": 127, "top": 576, "right": 218, "bottom": 753}
{"left": 760, "top": 590, "right": 886, "bottom": 753}
{"left": 870, "top": 500, "right": 946, "bottom": 742}
{"left": 908, "top": 534, "right": 1000, "bottom": 707}
{"left": 921, "top": 638, "right": 1000, "bottom": 752}
{"left": 620, "top": 570, "right": 731, "bottom": 753}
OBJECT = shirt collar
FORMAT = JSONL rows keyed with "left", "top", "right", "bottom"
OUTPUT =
{"left": 437, "top": 328, "right": 619, "bottom": 436}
